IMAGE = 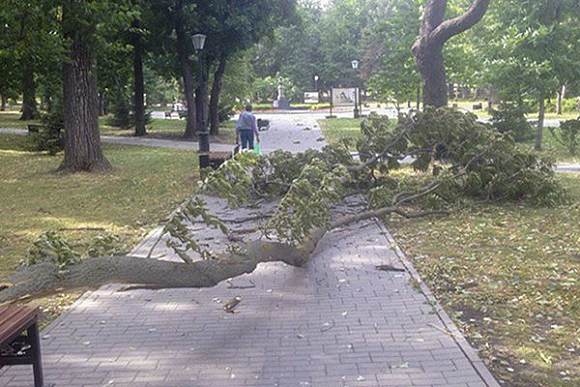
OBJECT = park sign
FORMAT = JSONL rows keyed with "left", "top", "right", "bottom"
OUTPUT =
{"left": 332, "top": 88, "right": 356, "bottom": 107}
{"left": 304, "top": 92, "right": 319, "bottom": 104}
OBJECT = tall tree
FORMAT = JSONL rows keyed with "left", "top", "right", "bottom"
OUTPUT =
{"left": 58, "top": 1, "right": 111, "bottom": 173}
{"left": 479, "top": 0, "right": 580, "bottom": 150}
{"left": 132, "top": 15, "right": 147, "bottom": 137}
{"left": 412, "top": 0, "right": 492, "bottom": 107}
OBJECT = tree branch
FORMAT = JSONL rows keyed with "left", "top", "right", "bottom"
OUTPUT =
{"left": 429, "top": 0, "right": 492, "bottom": 45}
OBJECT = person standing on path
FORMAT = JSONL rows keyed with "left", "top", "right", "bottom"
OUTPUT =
{"left": 236, "top": 104, "right": 260, "bottom": 150}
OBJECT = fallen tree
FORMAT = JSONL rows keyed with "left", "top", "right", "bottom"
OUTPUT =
{"left": 0, "top": 108, "right": 564, "bottom": 304}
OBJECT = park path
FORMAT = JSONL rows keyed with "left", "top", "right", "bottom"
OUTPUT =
{"left": 1, "top": 122, "right": 578, "bottom": 173}
{"left": 0, "top": 116, "right": 502, "bottom": 387}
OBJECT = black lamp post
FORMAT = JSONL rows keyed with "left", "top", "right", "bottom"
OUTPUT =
{"left": 351, "top": 60, "right": 360, "bottom": 119}
{"left": 192, "top": 34, "right": 208, "bottom": 169}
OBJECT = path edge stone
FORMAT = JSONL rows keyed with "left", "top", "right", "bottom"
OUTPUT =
{"left": 375, "top": 219, "right": 501, "bottom": 387}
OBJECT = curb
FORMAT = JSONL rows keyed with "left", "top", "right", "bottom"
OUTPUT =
{"left": 375, "top": 219, "right": 501, "bottom": 387}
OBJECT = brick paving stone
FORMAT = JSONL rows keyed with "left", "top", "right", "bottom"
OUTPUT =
{"left": 0, "top": 115, "right": 499, "bottom": 387}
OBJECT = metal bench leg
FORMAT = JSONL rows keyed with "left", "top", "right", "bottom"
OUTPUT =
{"left": 27, "top": 322, "right": 44, "bottom": 387}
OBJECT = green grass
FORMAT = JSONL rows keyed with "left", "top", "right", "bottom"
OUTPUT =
{"left": 0, "top": 133, "right": 199, "bottom": 322}
{"left": 318, "top": 118, "right": 364, "bottom": 145}
{"left": 388, "top": 173, "right": 580, "bottom": 387}
{"left": 0, "top": 134, "right": 198, "bottom": 319}
{"left": 0, "top": 111, "right": 237, "bottom": 143}
{"left": 518, "top": 128, "right": 580, "bottom": 164}
{"left": 99, "top": 117, "right": 237, "bottom": 143}
{"left": 0, "top": 110, "right": 40, "bottom": 129}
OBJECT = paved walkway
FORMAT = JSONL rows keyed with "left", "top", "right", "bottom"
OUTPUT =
{"left": 0, "top": 116, "right": 499, "bottom": 387}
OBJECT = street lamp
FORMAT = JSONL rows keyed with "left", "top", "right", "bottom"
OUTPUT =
{"left": 192, "top": 34, "right": 208, "bottom": 169}
{"left": 351, "top": 60, "right": 360, "bottom": 118}
{"left": 314, "top": 75, "right": 319, "bottom": 93}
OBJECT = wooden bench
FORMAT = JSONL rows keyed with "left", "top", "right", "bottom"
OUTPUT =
{"left": 209, "top": 150, "right": 235, "bottom": 169}
{"left": 0, "top": 305, "right": 44, "bottom": 387}
{"left": 27, "top": 124, "right": 47, "bottom": 134}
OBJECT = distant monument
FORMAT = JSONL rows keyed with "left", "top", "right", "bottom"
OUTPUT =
{"left": 273, "top": 76, "right": 290, "bottom": 110}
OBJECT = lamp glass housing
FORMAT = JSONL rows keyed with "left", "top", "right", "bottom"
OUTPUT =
{"left": 191, "top": 34, "right": 207, "bottom": 51}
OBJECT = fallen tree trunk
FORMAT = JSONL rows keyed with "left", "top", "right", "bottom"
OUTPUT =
{"left": 0, "top": 205, "right": 439, "bottom": 304}
{"left": 0, "top": 240, "right": 309, "bottom": 304}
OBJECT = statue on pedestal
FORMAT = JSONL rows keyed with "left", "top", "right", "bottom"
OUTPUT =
{"left": 273, "top": 76, "right": 290, "bottom": 110}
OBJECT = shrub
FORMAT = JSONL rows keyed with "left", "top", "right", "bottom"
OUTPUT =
{"left": 490, "top": 102, "right": 534, "bottom": 142}
{"left": 27, "top": 102, "right": 64, "bottom": 155}
{"left": 108, "top": 89, "right": 132, "bottom": 129}
{"left": 550, "top": 118, "right": 580, "bottom": 156}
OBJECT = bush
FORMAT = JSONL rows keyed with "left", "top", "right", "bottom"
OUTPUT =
{"left": 550, "top": 118, "right": 580, "bottom": 156}
{"left": 490, "top": 102, "right": 534, "bottom": 142}
{"left": 27, "top": 103, "right": 64, "bottom": 155}
{"left": 108, "top": 90, "right": 132, "bottom": 129}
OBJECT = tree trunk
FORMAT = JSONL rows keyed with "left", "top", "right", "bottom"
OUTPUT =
{"left": 98, "top": 92, "right": 106, "bottom": 116}
{"left": 535, "top": 95, "right": 545, "bottom": 151}
{"left": 133, "top": 20, "right": 147, "bottom": 137}
{"left": 59, "top": 27, "right": 111, "bottom": 173}
{"left": 556, "top": 84, "right": 566, "bottom": 115}
{"left": 415, "top": 43, "right": 448, "bottom": 108}
{"left": 20, "top": 59, "right": 38, "bottom": 120}
{"left": 174, "top": 4, "right": 196, "bottom": 140}
{"left": 209, "top": 55, "right": 227, "bottom": 136}
{"left": 416, "top": 84, "right": 421, "bottom": 110}
{"left": 412, "top": 0, "right": 491, "bottom": 108}
{"left": 0, "top": 94, "right": 6, "bottom": 111}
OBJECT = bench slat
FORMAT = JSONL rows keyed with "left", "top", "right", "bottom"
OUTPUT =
{"left": 0, "top": 305, "right": 39, "bottom": 344}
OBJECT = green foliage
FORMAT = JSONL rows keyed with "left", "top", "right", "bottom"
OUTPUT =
{"left": 108, "top": 89, "right": 132, "bottom": 129}
{"left": 359, "top": 108, "right": 564, "bottom": 205}
{"left": 201, "top": 151, "right": 263, "bottom": 207}
{"left": 27, "top": 232, "right": 82, "bottom": 269}
{"left": 550, "top": 118, "right": 580, "bottom": 156}
{"left": 88, "top": 232, "right": 129, "bottom": 258}
{"left": 164, "top": 197, "right": 228, "bottom": 261}
{"left": 268, "top": 160, "right": 348, "bottom": 245}
{"left": 26, "top": 103, "right": 64, "bottom": 155}
{"left": 490, "top": 102, "right": 534, "bottom": 142}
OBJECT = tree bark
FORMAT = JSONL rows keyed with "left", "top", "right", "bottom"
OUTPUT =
{"left": 0, "top": 204, "right": 444, "bottom": 304}
{"left": 535, "top": 95, "right": 545, "bottom": 151}
{"left": 0, "top": 95, "right": 6, "bottom": 111}
{"left": 133, "top": 20, "right": 147, "bottom": 137}
{"left": 416, "top": 84, "right": 421, "bottom": 110}
{"left": 20, "top": 59, "right": 38, "bottom": 120}
{"left": 174, "top": 2, "right": 196, "bottom": 140}
{"left": 98, "top": 92, "right": 106, "bottom": 116}
{"left": 59, "top": 23, "right": 111, "bottom": 173}
{"left": 412, "top": 0, "right": 492, "bottom": 108}
{"left": 209, "top": 54, "right": 227, "bottom": 136}
{"left": 556, "top": 84, "right": 566, "bottom": 115}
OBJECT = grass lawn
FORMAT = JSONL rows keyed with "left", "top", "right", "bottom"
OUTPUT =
{"left": 318, "top": 117, "right": 364, "bottom": 145}
{"left": 0, "top": 134, "right": 198, "bottom": 324}
{"left": 519, "top": 129, "right": 580, "bottom": 164}
{"left": 0, "top": 110, "right": 237, "bottom": 143}
{"left": 387, "top": 173, "right": 580, "bottom": 387}
{"left": 99, "top": 116, "right": 237, "bottom": 144}
{"left": 0, "top": 110, "right": 41, "bottom": 128}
